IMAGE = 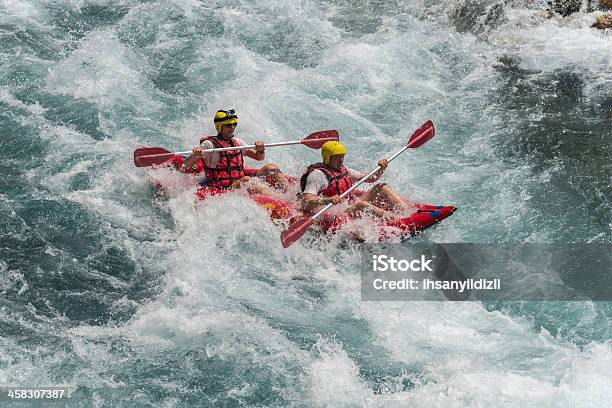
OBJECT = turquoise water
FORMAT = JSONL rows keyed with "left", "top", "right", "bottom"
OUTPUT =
{"left": 1, "top": 1, "right": 611, "bottom": 406}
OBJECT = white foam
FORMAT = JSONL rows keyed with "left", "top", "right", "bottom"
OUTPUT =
{"left": 3, "top": 1, "right": 608, "bottom": 405}
{"left": 46, "top": 29, "right": 161, "bottom": 113}
{"left": 491, "top": 8, "right": 612, "bottom": 74}
{"left": 305, "top": 338, "right": 373, "bottom": 405}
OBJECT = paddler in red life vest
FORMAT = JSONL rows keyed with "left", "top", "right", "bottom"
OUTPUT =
{"left": 300, "top": 141, "right": 413, "bottom": 218}
{"left": 182, "top": 109, "right": 290, "bottom": 195}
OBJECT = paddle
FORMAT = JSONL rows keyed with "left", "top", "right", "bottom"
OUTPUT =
{"left": 280, "top": 120, "right": 435, "bottom": 248}
{"left": 133, "top": 130, "right": 339, "bottom": 167}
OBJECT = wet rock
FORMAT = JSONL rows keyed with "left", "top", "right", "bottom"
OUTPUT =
{"left": 449, "top": 0, "right": 506, "bottom": 34}
{"left": 548, "top": 0, "right": 582, "bottom": 17}
{"left": 592, "top": 13, "right": 612, "bottom": 29}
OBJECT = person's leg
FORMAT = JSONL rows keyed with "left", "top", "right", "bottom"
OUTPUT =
{"left": 246, "top": 184, "right": 267, "bottom": 195}
{"left": 360, "top": 183, "right": 412, "bottom": 213}
{"left": 229, "top": 176, "right": 268, "bottom": 195}
{"left": 346, "top": 200, "right": 395, "bottom": 219}
{"left": 256, "top": 163, "right": 290, "bottom": 191}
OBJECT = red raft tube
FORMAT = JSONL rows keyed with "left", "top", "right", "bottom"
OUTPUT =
{"left": 307, "top": 202, "right": 457, "bottom": 240}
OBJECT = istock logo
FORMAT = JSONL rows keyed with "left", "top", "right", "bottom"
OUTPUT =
{"left": 372, "top": 255, "right": 433, "bottom": 272}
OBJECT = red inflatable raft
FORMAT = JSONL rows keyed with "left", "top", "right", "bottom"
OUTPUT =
{"left": 150, "top": 155, "right": 456, "bottom": 241}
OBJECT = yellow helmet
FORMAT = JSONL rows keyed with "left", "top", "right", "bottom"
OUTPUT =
{"left": 321, "top": 141, "right": 346, "bottom": 165}
{"left": 214, "top": 109, "right": 238, "bottom": 133}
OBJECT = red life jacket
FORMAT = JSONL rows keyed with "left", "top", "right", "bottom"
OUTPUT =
{"left": 300, "top": 163, "right": 353, "bottom": 197}
{"left": 200, "top": 136, "right": 245, "bottom": 189}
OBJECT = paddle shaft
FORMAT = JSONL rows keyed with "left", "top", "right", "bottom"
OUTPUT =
{"left": 155, "top": 139, "right": 331, "bottom": 159}
{"left": 310, "top": 144, "right": 410, "bottom": 221}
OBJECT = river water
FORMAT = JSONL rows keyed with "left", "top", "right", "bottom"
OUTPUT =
{"left": 1, "top": 1, "right": 610, "bottom": 406}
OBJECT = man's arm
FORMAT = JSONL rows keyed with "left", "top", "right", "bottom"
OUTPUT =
{"left": 353, "top": 159, "right": 388, "bottom": 183}
{"left": 243, "top": 140, "right": 265, "bottom": 161}
{"left": 302, "top": 193, "right": 340, "bottom": 211}
{"left": 301, "top": 170, "right": 342, "bottom": 211}
{"left": 182, "top": 140, "right": 217, "bottom": 172}
{"left": 182, "top": 149, "right": 203, "bottom": 172}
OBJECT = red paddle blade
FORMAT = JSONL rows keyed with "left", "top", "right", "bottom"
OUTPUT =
{"left": 133, "top": 147, "right": 174, "bottom": 167}
{"left": 407, "top": 120, "right": 435, "bottom": 148}
{"left": 301, "top": 130, "right": 339, "bottom": 149}
{"left": 280, "top": 217, "right": 313, "bottom": 248}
